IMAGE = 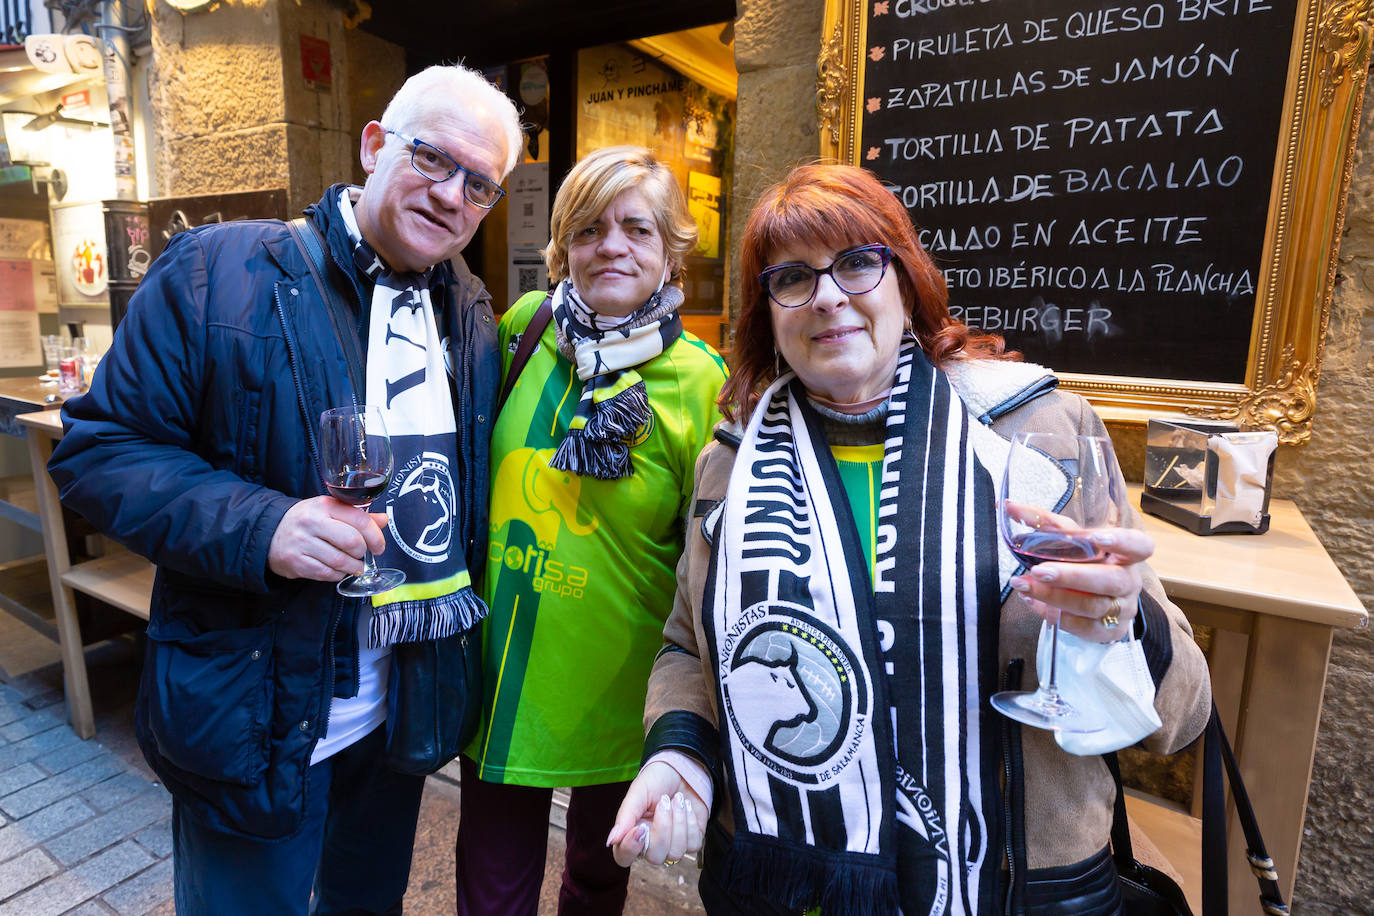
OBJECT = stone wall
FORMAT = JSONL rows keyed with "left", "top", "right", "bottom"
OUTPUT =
{"left": 732, "top": 6, "right": 1374, "bottom": 911}
{"left": 146, "top": 0, "right": 401, "bottom": 212}
{"left": 1277, "top": 97, "right": 1374, "bottom": 914}
{"left": 728, "top": 0, "right": 826, "bottom": 331}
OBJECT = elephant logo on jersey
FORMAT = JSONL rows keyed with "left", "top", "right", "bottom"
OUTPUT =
{"left": 720, "top": 606, "right": 867, "bottom": 782}
{"left": 386, "top": 452, "right": 455, "bottom": 563}
{"left": 490, "top": 447, "right": 598, "bottom": 548}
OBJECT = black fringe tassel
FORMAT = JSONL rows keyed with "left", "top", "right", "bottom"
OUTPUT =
{"left": 582, "top": 382, "right": 649, "bottom": 441}
{"left": 548, "top": 382, "right": 646, "bottom": 480}
{"left": 369, "top": 587, "right": 489, "bottom": 648}
{"left": 722, "top": 834, "right": 899, "bottom": 916}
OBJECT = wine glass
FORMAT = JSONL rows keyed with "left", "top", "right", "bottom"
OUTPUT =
{"left": 319, "top": 405, "right": 406, "bottom": 597}
{"left": 990, "top": 432, "right": 1123, "bottom": 733}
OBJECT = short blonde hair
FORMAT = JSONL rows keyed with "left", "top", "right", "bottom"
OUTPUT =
{"left": 545, "top": 146, "right": 697, "bottom": 284}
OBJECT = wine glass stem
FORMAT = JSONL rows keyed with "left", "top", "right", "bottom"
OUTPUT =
{"left": 357, "top": 501, "right": 378, "bottom": 580}
{"left": 1045, "top": 617, "right": 1062, "bottom": 696}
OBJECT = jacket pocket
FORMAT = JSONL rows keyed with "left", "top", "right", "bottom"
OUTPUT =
{"left": 145, "top": 618, "right": 275, "bottom": 787}
{"left": 232, "top": 387, "right": 263, "bottom": 482}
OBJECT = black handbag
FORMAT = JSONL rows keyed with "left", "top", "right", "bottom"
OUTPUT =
{"left": 286, "top": 217, "right": 493, "bottom": 775}
{"left": 382, "top": 627, "right": 483, "bottom": 774}
{"left": 1108, "top": 706, "right": 1289, "bottom": 916}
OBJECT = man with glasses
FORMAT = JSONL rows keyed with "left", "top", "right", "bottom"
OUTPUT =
{"left": 49, "top": 65, "right": 523, "bottom": 915}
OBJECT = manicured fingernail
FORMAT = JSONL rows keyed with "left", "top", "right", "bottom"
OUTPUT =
{"left": 675, "top": 792, "right": 686, "bottom": 810}
{"left": 659, "top": 794, "right": 671, "bottom": 809}
{"left": 1030, "top": 566, "right": 1058, "bottom": 582}
{"left": 1090, "top": 531, "right": 1116, "bottom": 546}
{"left": 1009, "top": 576, "right": 1030, "bottom": 592}
{"left": 634, "top": 823, "right": 649, "bottom": 844}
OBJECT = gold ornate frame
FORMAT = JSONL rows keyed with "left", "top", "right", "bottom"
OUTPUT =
{"left": 818, "top": 0, "right": 1373, "bottom": 445}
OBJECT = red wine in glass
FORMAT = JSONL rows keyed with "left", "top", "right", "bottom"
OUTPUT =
{"left": 991, "top": 432, "right": 1123, "bottom": 733}
{"left": 1008, "top": 530, "right": 1107, "bottom": 567}
{"left": 319, "top": 405, "right": 405, "bottom": 597}
{"left": 325, "top": 470, "right": 390, "bottom": 507}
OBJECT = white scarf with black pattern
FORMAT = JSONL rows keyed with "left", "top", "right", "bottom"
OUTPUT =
{"left": 704, "top": 344, "right": 1003, "bottom": 915}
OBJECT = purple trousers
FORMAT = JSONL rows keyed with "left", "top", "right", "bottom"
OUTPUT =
{"left": 454, "top": 755, "right": 633, "bottom": 916}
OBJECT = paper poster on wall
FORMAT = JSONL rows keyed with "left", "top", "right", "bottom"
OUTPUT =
{"left": 0, "top": 218, "right": 49, "bottom": 259}
{"left": 51, "top": 201, "right": 110, "bottom": 306}
{"left": 507, "top": 161, "right": 550, "bottom": 298}
{"left": 507, "top": 162, "right": 549, "bottom": 245}
{"left": 0, "top": 259, "right": 41, "bottom": 367}
{"left": 687, "top": 171, "right": 721, "bottom": 260}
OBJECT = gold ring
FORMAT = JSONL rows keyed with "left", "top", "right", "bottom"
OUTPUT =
{"left": 663, "top": 857, "right": 681, "bottom": 868}
{"left": 1102, "top": 597, "right": 1121, "bottom": 629}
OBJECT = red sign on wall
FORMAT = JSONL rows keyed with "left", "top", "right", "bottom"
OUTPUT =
{"left": 300, "top": 35, "right": 331, "bottom": 91}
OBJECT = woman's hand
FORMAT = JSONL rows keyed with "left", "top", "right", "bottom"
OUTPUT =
{"left": 606, "top": 761, "right": 706, "bottom": 868}
{"left": 1006, "top": 503, "right": 1154, "bottom": 643}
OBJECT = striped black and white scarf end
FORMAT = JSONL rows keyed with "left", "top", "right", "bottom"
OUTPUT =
{"left": 548, "top": 380, "right": 649, "bottom": 479}
{"left": 722, "top": 834, "right": 899, "bottom": 915}
{"left": 369, "top": 587, "right": 489, "bottom": 647}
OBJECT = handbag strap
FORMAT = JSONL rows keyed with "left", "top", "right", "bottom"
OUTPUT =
{"left": 286, "top": 217, "right": 366, "bottom": 398}
{"left": 496, "top": 293, "right": 553, "bottom": 416}
{"left": 1107, "top": 706, "right": 1289, "bottom": 916}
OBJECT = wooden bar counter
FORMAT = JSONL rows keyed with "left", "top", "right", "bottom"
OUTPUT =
{"left": 17, "top": 407, "right": 152, "bottom": 740}
{"left": 1125, "top": 484, "right": 1367, "bottom": 914}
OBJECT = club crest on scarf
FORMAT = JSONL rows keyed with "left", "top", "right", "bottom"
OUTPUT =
{"left": 720, "top": 603, "right": 869, "bottom": 782}
{"left": 386, "top": 452, "right": 456, "bottom": 563}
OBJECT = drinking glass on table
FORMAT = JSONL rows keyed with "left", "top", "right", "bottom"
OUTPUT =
{"left": 318, "top": 405, "right": 405, "bottom": 597}
{"left": 991, "top": 432, "right": 1124, "bottom": 733}
{"left": 40, "top": 335, "right": 62, "bottom": 383}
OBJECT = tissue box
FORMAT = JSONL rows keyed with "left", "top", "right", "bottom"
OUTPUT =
{"left": 1140, "top": 419, "right": 1277, "bottom": 535}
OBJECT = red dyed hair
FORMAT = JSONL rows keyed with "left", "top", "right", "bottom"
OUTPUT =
{"left": 720, "top": 163, "right": 1016, "bottom": 421}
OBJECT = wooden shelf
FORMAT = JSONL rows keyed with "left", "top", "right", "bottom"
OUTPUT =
{"left": 61, "top": 551, "right": 154, "bottom": 621}
{"left": 0, "top": 553, "right": 56, "bottom": 640}
{"left": 1125, "top": 792, "right": 1203, "bottom": 915}
{"left": 0, "top": 472, "right": 41, "bottom": 532}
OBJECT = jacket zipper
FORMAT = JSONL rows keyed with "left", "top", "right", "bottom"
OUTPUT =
{"left": 273, "top": 283, "right": 344, "bottom": 745}
{"left": 457, "top": 287, "right": 475, "bottom": 557}
{"left": 1002, "top": 658, "right": 1026, "bottom": 916}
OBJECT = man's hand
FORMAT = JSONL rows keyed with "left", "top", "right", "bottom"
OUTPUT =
{"left": 267, "top": 497, "right": 389, "bottom": 581}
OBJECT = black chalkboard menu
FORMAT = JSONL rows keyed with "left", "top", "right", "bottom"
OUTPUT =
{"left": 859, "top": 0, "right": 1298, "bottom": 384}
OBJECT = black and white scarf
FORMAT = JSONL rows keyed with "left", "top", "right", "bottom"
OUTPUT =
{"left": 548, "top": 278, "right": 682, "bottom": 479}
{"left": 336, "top": 189, "right": 487, "bottom": 646}
{"left": 704, "top": 344, "right": 1003, "bottom": 914}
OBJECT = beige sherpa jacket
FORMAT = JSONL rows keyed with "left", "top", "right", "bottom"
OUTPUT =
{"left": 642, "top": 358, "right": 1212, "bottom": 885}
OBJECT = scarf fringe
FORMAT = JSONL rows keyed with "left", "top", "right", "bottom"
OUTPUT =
{"left": 582, "top": 381, "right": 649, "bottom": 442}
{"left": 548, "top": 430, "right": 632, "bottom": 479}
{"left": 722, "top": 834, "right": 899, "bottom": 915}
{"left": 369, "top": 587, "right": 488, "bottom": 647}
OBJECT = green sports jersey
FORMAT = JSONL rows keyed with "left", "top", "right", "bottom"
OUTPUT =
{"left": 469, "top": 291, "right": 728, "bottom": 786}
{"left": 832, "top": 443, "right": 884, "bottom": 583}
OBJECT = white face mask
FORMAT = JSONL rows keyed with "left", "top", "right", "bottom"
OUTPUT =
{"left": 1040, "top": 623, "right": 1162, "bottom": 756}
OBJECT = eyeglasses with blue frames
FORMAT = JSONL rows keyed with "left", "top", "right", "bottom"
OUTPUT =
{"left": 758, "top": 244, "right": 893, "bottom": 308}
{"left": 384, "top": 128, "right": 505, "bottom": 209}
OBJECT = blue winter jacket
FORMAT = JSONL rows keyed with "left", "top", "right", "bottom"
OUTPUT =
{"left": 47, "top": 187, "right": 499, "bottom": 839}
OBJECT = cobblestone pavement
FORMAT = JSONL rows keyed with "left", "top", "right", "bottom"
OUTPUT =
{"left": 0, "top": 638, "right": 703, "bottom": 915}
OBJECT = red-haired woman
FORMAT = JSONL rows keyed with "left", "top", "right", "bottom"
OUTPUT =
{"left": 605, "top": 164, "right": 1211, "bottom": 915}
